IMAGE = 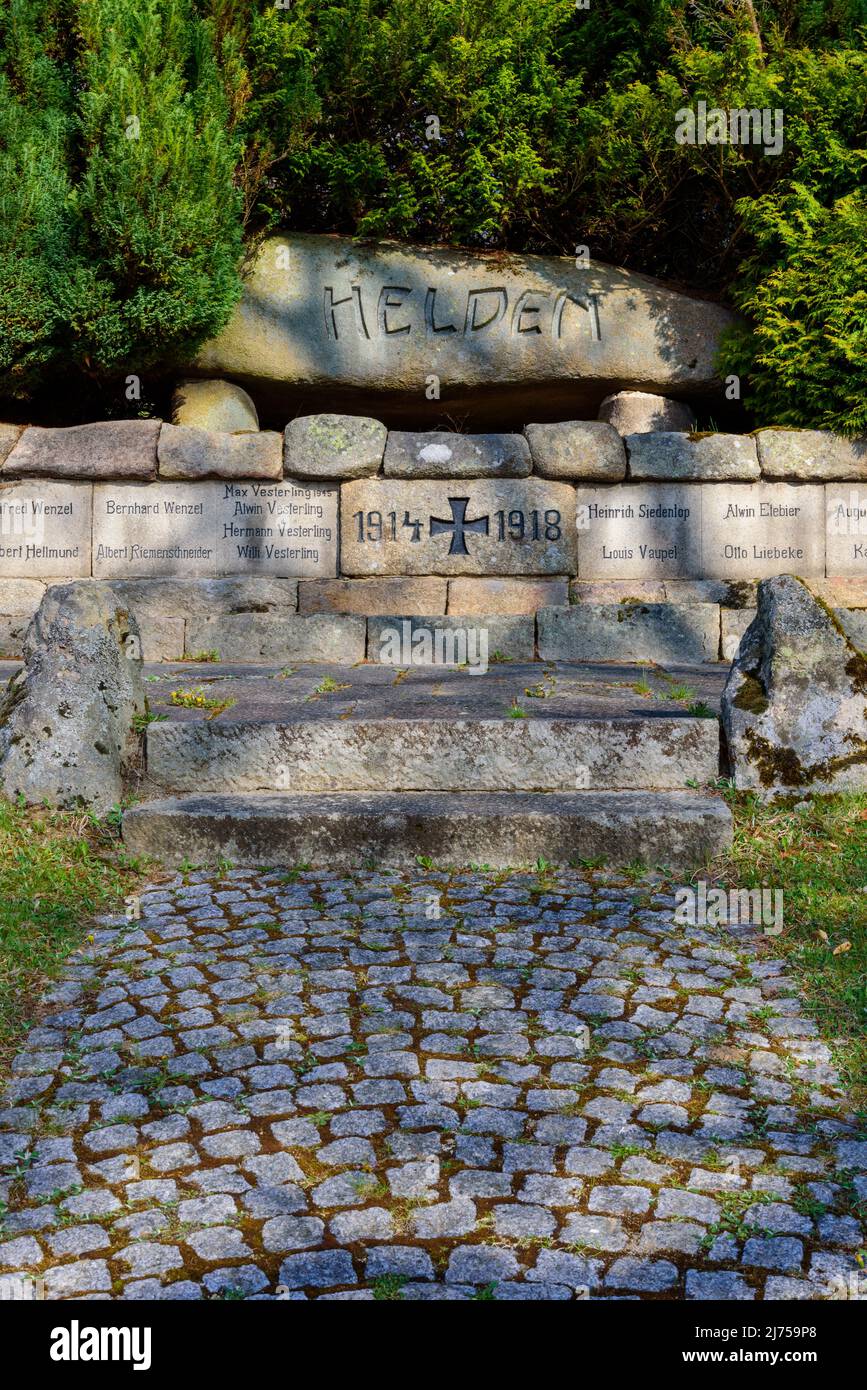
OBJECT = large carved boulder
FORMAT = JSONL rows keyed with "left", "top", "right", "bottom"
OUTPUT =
{"left": 0, "top": 582, "right": 144, "bottom": 813}
{"left": 722, "top": 575, "right": 867, "bottom": 794}
{"left": 193, "top": 233, "right": 735, "bottom": 427}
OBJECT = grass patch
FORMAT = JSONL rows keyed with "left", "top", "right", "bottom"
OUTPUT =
{"left": 0, "top": 798, "right": 149, "bottom": 1071}
{"left": 711, "top": 791, "right": 867, "bottom": 1103}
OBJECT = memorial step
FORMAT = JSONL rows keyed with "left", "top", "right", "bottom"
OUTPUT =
{"left": 122, "top": 790, "right": 733, "bottom": 871}
{"left": 141, "top": 661, "right": 725, "bottom": 795}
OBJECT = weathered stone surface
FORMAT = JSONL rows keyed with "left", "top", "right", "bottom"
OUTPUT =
{"left": 0, "top": 581, "right": 144, "bottom": 812}
{"left": 93, "top": 482, "right": 217, "bottom": 578}
{"left": 136, "top": 615, "right": 186, "bottom": 662}
{"left": 722, "top": 575, "right": 867, "bottom": 793}
{"left": 193, "top": 234, "right": 736, "bottom": 426}
{"left": 215, "top": 479, "right": 337, "bottom": 578}
{"left": 5, "top": 421, "right": 159, "bottom": 480}
{"left": 126, "top": 791, "right": 733, "bottom": 870}
{"left": 826, "top": 484, "right": 867, "bottom": 577}
{"left": 538, "top": 603, "right": 720, "bottom": 663}
{"left": 0, "top": 423, "right": 24, "bottom": 464}
{"left": 448, "top": 577, "right": 568, "bottom": 614}
{"left": 340, "top": 478, "right": 576, "bottom": 575}
{"left": 368, "top": 614, "right": 534, "bottom": 664}
{"left": 184, "top": 613, "right": 366, "bottom": 664}
{"left": 599, "top": 391, "right": 695, "bottom": 435}
{"left": 0, "top": 482, "right": 91, "bottom": 578}
{"left": 298, "top": 577, "right": 445, "bottom": 615}
{"left": 284, "top": 414, "right": 386, "bottom": 479}
{"left": 145, "top": 705, "right": 720, "bottom": 794}
{"left": 570, "top": 579, "right": 667, "bottom": 604}
{"left": 838, "top": 608, "right": 867, "bottom": 650}
{"left": 701, "top": 484, "right": 825, "bottom": 579}
{"left": 756, "top": 429, "right": 867, "bottom": 481}
{"left": 106, "top": 576, "right": 299, "bottom": 620}
{"left": 575, "top": 483, "right": 700, "bottom": 580}
{"left": 385, "top": 431, "right": 530, "bottom": 479}
{"left": 570, "top": 579, "right": 757, "bottom": 607}
{"left": 722, "top": 608, "right": 754, "bottom": 662}
{"left": 172, "top": 379, "right": 259, "bottom": 433}
{"left": 811, "top": 577, "right": 867, "bottom": 608}
{"left": 158, "top": 425, "right": 282, "bottom": 481}
{"left": 92, "top": 480, "right": 337, "bottom": 579}
{"left": 0, "top": 578, "right": 46, "bottom": 614}
{"left": 524, "top": 422, "right": 625, "bottom": 480}
{"left": 627, "top": 432, "right": 760, "bottom": 481}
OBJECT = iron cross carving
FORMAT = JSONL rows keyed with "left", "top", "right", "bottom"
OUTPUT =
{"left": 429, "top": 497, "right": 490, "bottom": 556}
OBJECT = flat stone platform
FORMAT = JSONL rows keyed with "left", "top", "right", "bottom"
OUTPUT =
{"left": 140, "top": 659, "right": 728, "bottom": 725}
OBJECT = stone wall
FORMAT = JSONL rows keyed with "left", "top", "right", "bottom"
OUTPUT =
{"left": 0, "top": 416, "right": 864, "bottom": 661}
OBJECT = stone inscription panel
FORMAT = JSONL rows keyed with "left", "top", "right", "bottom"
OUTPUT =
{"left": 0, "top": 480, "right": 91, "bottom": 578}
{"left": 701, "top": 482, "right": 825, "bottom": 579}
{"left": 574, "top": 484, "right": 700, "bottom": 579}
{"left": 92, "top": 479, "right": 338, "bottom": 579}
{"left": 340, "top": 478, "right": 577, "bottom": 576}
{"left": 93, "top": 483, "right": 217, "bottom": 578}
{"left": 825, "top": 484, "right": 867, "bottom": 577}
{"left": 216, "top": 479, "right": 337, "bottom": 578}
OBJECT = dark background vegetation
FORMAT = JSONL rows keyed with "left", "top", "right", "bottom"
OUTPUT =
{"left": 1, "top": 1, "right": 866, "bottom": 429}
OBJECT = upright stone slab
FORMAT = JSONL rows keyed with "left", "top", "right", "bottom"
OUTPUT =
{"left": 701, "top": 483, "right": 825, "bottom": 579}
{"left": 340, "top": 478, "right": 576, "bottom": 575}
{"left": 574, "top": 484, "right": 700, "bottom": 580}
{"left": 215, "top": 479, "right": 337, "bottom": 578}
{"left": 194, "top": 234, "right": 735, "bottom": 424}
{"left": 93, "top": 482, "right": 217, "bottom": 578}
{"left": 0, "top": 481, "right": 92, "bottom": 578}
{"left": 0, "top": 581, "right": 144, "bottom": 813}
{"left": 722, "top": 575, "right": 867, "bottom": 794}
{"left": 825, "top": 484, "right": 867, "bottom": 577}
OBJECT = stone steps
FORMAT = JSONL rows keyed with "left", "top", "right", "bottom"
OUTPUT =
{"left": 145, "top": 713, "right": 720, "bottom": 793}
{"left": 122, "top": 790, "right": 732, "bottom": 870}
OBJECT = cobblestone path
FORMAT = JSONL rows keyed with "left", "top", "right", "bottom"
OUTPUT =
{"left": 2, "top": 869, "right": 865, "bottom": 1301}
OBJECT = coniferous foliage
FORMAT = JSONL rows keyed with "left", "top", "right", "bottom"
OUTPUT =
{"left": 1, "top": 0, "right": 866, "bottom": 431}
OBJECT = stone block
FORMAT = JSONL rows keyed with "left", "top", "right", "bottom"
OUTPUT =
{"left": 701, "top": 483, "right": 825, "bottom": 579}
{"left": 756, "top": 428, "right": 867, "bottom": 481}
{"left": 215, "top": 478, "right": 338, "bottom": 577}
{"left": 0, "top": 578, "right": 47, "bottom": 613}
{"left": 107, "top": 576, "right": 299, "bottom": 620}
{"left": 627, "top": 432, "right": 760, "bottom": 481}
{"left": 538, "top": 603, "right": 720, "bottom": 662}
{"left": 158, "top": 425, "right": 282, "bottom": 480}
{"left": 136, "top": 615, "right": 186, "bottom": 662}
{"left": 385, "top": 432, "right": 530, "bottom": 478}
{"left": 284, "top": 414, "right": 386, "bottom": 479}
{"left": 599, "top": 391, "right": 695, "bottom": 435}
{"left": 524, "top": 421, "right": 625, "bottom": 480}
{"left": 575, "top": 483, "right": 700, "bottom": 580}
{"left": 298, "top": 577, "right": 446, "bottom": 615}
{"left": 0, "top": 481, "right": 92, "bottom": 578}
{"left": 172, "top": 379, "right": 259, "bottom": 433}
{"left": 664, "top": 580, "right": 758, "bottom": 607}
{"left": 448, "top": 577, "right": 568, "bottom": 614}
{"left": 340, "top": 478, "right": 576, "bottom": 575}
{"left": 195, "top": 234, "right": 735, "bottom": 423}
{"left": 184, "top": 613, "right": 366, "bottom": 663}
{"left": 368, "top": 614, "right": 535, "bottom": 665}
{"left": 809, "top": 576, "right": 867, "bottom": 607}
{"left": 5, "top": 421, "right": 159, "bottom": 479}
{"left": 721, "top": 608, "right": 755, "bottom": 662}
{"left": 825, "top": 483, "right": 867, "bottom": 576}
{"left": 93, "top": 482, "right": 217, "bottom": 578}
{"left": 570, "top": 579, "right": 667, "bottom": 604}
